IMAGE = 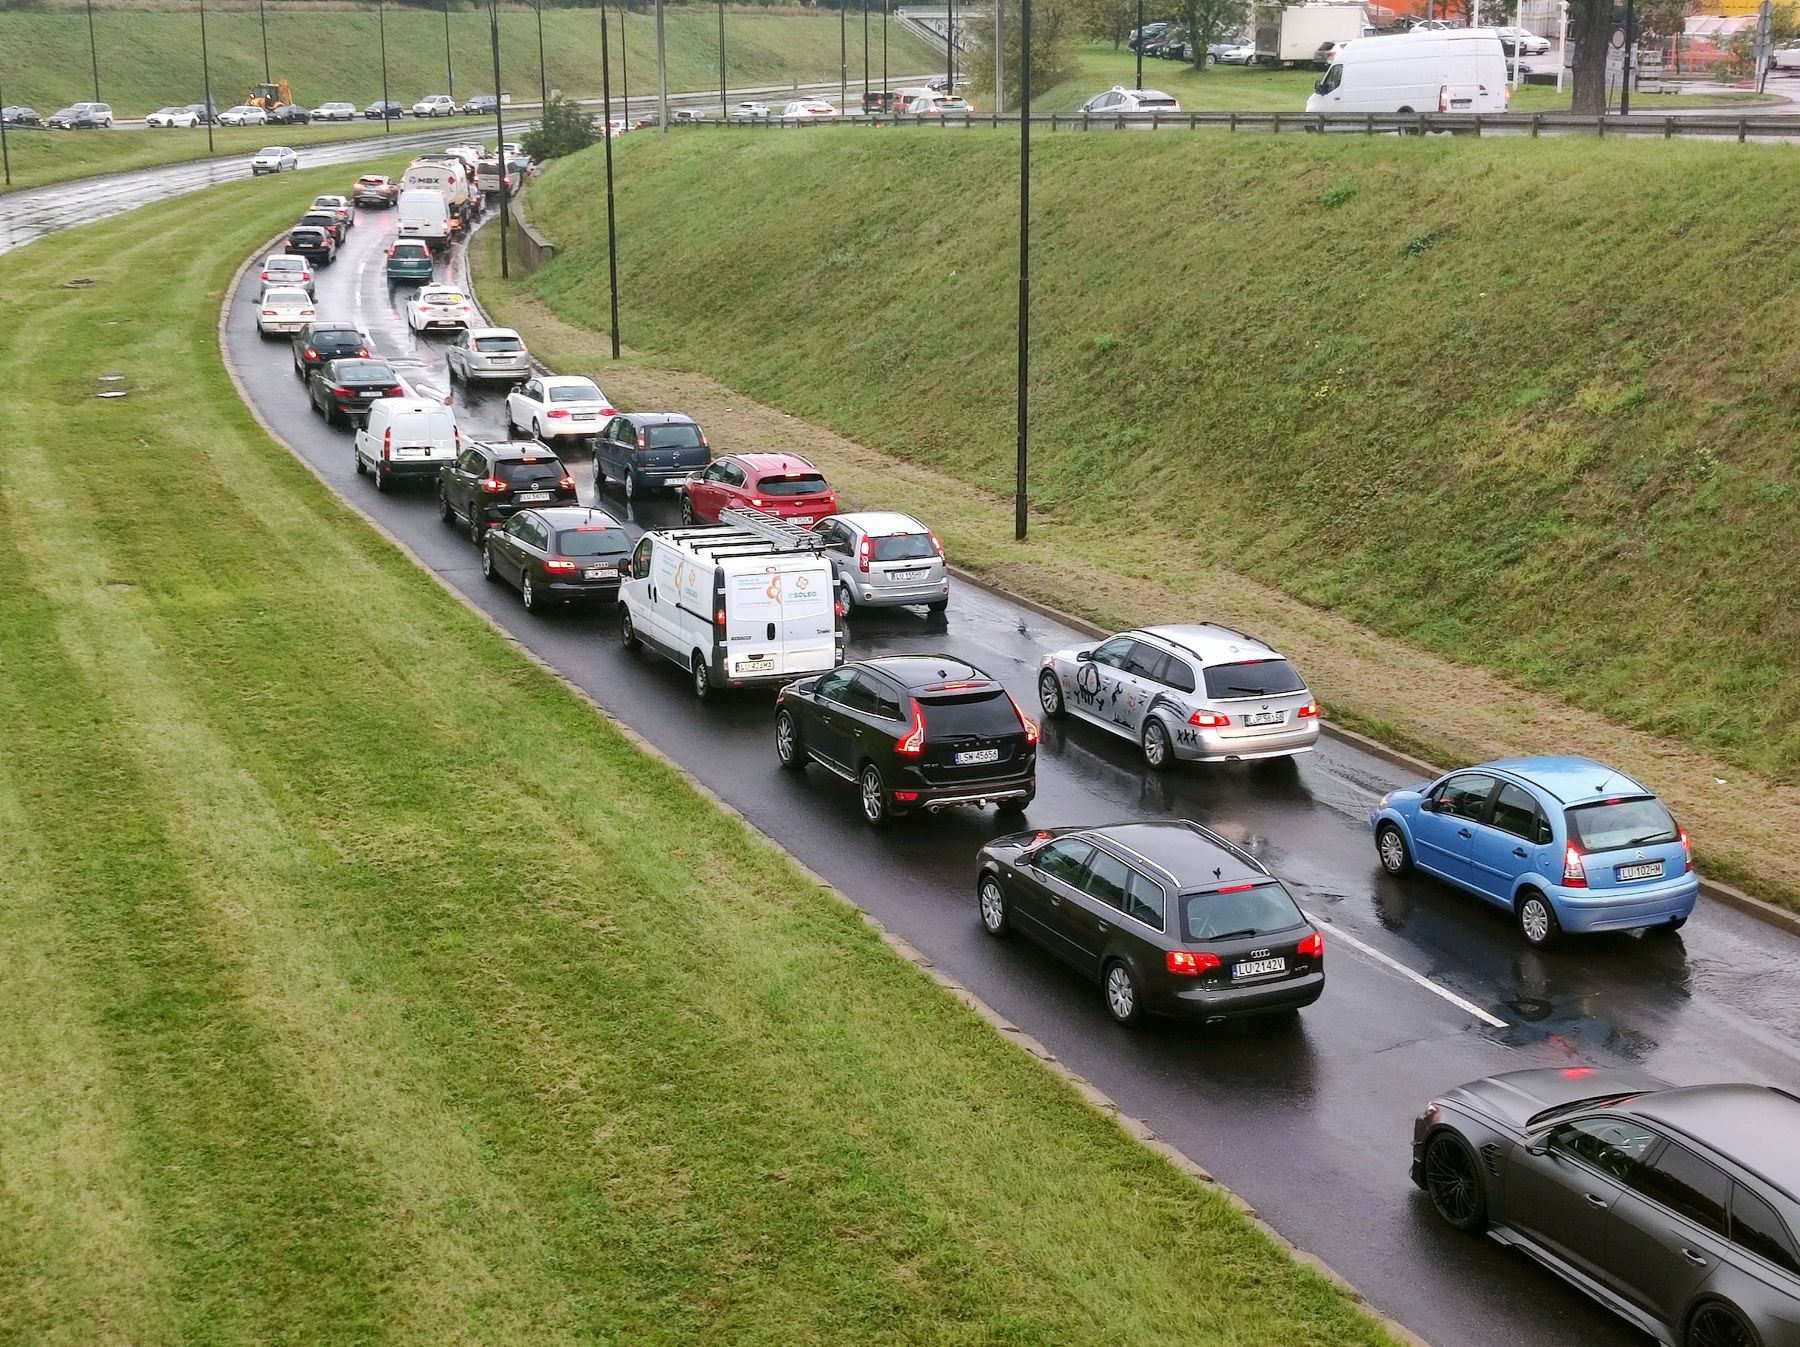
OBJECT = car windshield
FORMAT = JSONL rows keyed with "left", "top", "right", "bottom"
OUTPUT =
{"left": 475, "top": 335, "right": 523, "bottom": 352}
{"left": 645, "top": 422, "right": 702, "bottom": 448}
{"left": 498, "top": 459, "right": 567, "bottom": 486}
{"left": 555, "top": 526, "right": 630, "bottom": 557}
{"left": 1567, "top": 797, "right": 1679, "bottom": 851}
{"left": 263, "top": 148, "right": 290, "bottom": 157}
{"left": 1202, "top": 658, "right": 1305, "bottom": 698}
{"left": 334, "top": 361, "right": 395, "bottom": 383}
{"left": 757, "top": 473, "right": 828, "bottom": 496}
{"left": 549, "top": 383, "right": 602, "bottom": 402}
{"left": 872, "top": 533, "right": 935, "bottom": 561}
{"left": 918, "top": 689, "right": 1017, "bottom": 737}
{"left": 1180, "top": 882, "right": 1306, "bottom": 942}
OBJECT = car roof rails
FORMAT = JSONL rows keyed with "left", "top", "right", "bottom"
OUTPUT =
{"left": 718, "top": 506, "right": 828, "bottom": 552}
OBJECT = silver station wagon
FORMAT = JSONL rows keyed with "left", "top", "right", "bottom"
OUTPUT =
{"left": 1038, "top": 624, "right": 1321, "bottom": 770}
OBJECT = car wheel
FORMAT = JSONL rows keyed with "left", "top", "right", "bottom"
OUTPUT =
{"left": 467, "top": 506, "right": 485, "bottom": 546}
{"left": 1038, "top": 669, "right": 1065, "bottom": 719}
{"left": 623, "top": 468, "right": 637, "bottom": 501}
{"left": 521, "top": 572, "right": 537, "bottom": 611}
{"left": 1102, "top": 959, "right": 1144, "bottom": 1027}
{"left": 352, "top": 446, "right": 365, "bottom": 475}
{"left": 775, "top": 708, "right": 805, "bottom": 769}
{"left": 1141, "top": 717, "right": 1174, "bottom": 772}
{"left": 1686, "top": 1301, "right": 1758, "bottom": 1347}
{"left": 1377, "top": 823, "right": 1413, "bottom": 876}
{"left": 1516, "top": 890, "right": 1559, "bottom": 947}
{"left": 371, "top": 463, "right": 388, "bottom": 493}
{"left": 481, "top": 541, "right": 499, "bottom": 583}
{"left": 680, "top": 495, "right": 695, "bottom": 526}
{"left": 838, "top": 580, "right": 857, "bottom": 619}
{"left": 1423, "top": 1131, "right": 1488, "bottom": 1232}
{"left": 439, "top": 489, "right": 455, "bottom": 524}
{"left": 978, "top": 875, "right": 1010, "bottom": 937}
{"left": 691, "top": 654, "right": 714, "bottom": 700}
{"left": 858, "top": 762, "right": 892, "bottom": 828}
{"left": 926, "top": 598, "right": 948, "bottom": 615}
{"left": 1664, "top": 914, "right": 1689, "bottom": 932}
{"left": 532, "top": 419, "right": 545, "bottom": 442}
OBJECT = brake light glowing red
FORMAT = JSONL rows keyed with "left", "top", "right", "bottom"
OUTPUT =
{"left": 1295, "top": 930, "right": 1323, "bottom": 958}
{"left": 858, "top": 536, "right": 872, "bottom": 573}
{"left": 544, "top": 559, "right": 577, "bottom": 573}
{"left": 1296, "top": 701, "right": 1320, "bottom": 718}
{"left": 1188, "top": 710, "right": 1230, "bottom": 728}
{"left": 382, "top": 429, "right": 392, "bottom": 461}
{"left": 304, "top": 347, "right": 316, "bottom": 360}
{"left": 1166, "top": 950, "right": 1221, "bottom": 977}
{"left": 558, "top": 475, "right": 575, "bottom": 490}
{"left": 546, "top": 409, "right": 570, "bottom": 419}
{"left": 1563, "top": 1066, "right": 1596, "bottom": 1078}
{"left": 1008, "top": 694, "right": 1039, "bottom": 745}
{"left": 714, "top": 607, "right": 726, "bottom": 626}
{"left": 894, "top": 791, "right": 920, "bottom": 802}
{"left": 895, "top": 701, "right": 926, "bottom": 756}
{"left": 478, "top": 477, "right": 507, "bottom": 493}
{"left": 1562, "top": 844, "right": 1588, "bottom": 888}
{"left": 387, "top": 386, "right": 405, "bottom": 398}
{"left": 1216, "top": 882, "right": 1256, "bottom": 893}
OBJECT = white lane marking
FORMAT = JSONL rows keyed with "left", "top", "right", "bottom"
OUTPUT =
{"left": 1300, "top": 910, "right": 1509, "bottom": 1029}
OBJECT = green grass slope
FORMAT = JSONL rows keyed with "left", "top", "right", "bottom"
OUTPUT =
{"left": 0, "top": 165, "right": 1396, "bottom": 1346}
{"left": 0, "top": 5, "right": 937, "bottom": 114}
{"left": 516, "top": 131, "right": 1800, "bottom": 779}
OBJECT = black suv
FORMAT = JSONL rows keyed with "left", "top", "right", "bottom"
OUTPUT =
{"left": 975, "top": 820, "right": 1325, "bottom": 1028}
{"left": 292, "top": 323, "right": 369, "bottom": 380}
{"left": 286, "top": 224, "right": 336, "bottom": 265}
{"left": 775, "top": 656, "right": 1036, "bottom": 827}
{"left": 439, "top": 442, "right": 577, "bottom": 544}
{"left": 594, "top": 412, "right": 710, "bottom": 502}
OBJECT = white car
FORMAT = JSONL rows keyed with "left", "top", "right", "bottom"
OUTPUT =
{"left": 1492, "top": 24, "right": 1551, "bottom": 54}
{"left": 219, "top": 104, "right": 269, "bottom": 126}
{"left": 314, "top": 101, "right": 358, "bottom": 121}
{"left": 413, "top": 94, "right": 457, "bottom": 117}
{"left": 600, "top": 115, "right": 628, "bottom": 138}
{"left": 728, "top": 101, "right": 772, "bottom": 121}
{"left": 256, "top": 286, "right": 317, "bottom": 337}
{"left": 1218, "top": 40, "right": 1258, "bottom": 63}
{"left": 145, "top": 105, "right": 200, "bottom": 128}
{"left": 904, "top": 94, "right": 975, "bottom": 116}
{"left": 250, "top": 146, "right": 299, "bottom": 174}
{"left": 1080, "top": 85, "right": 1182, "bottom": 114}
{"left": 506, "top": 374, "right": 616, "bottom": 441}
{"left": 406, "top": 284, "right": 475, "bottom": 332}
{"left": 780, "top": 99, "right": 840, "bottom": 119}
{"left": 446, "top": 327, "right": 532, "bottom": 382}
{"left": 258, "top": 253, "right": 314, "bottom": 297}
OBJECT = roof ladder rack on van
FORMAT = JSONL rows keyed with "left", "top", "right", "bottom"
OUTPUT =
{"left": 717, "top": 506, "right": 829, "bottom": 552}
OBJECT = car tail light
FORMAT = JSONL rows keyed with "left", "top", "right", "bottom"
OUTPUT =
{"left": 1296, "top": 930, "right": 1323, "bottom": 959}
{"left": 929, "top": 531, "right": 944, "bottom": 557}
{"left": 1188, "top": 710, "right": 1230, "bottom": 729}
{"left": 357, "top": 348, "right": 369, "bottom": 358}
{"left": 1007, "top": 693, "right": 1040, "bottom": 745}
{"left": 635, "top": 433, "right": 648, "bottom": 449}
{"left": 1562, "top": 844, "right": 1588, "bottom": 888}
{"left": 558, "top": 475, "right": 575, "bottom": 490}
{"left": 858, "top": 536, "right": 872, "bottom": 573}
{"left": 304, "top": 347, "right": 317, "bottom": 360}
{"left": 382, "top": 429, "right": 392, "bottom": 461}
{"left": 749, "top": 497, "right": 764, "bottom": 507}
{"left": 546, "top": 409, "right": 570, "bottom": 419}
{"left": 700, "top": 430, "right": 710, "bottom": 448}
{"left": 545, "top": 559, "right": 577, "bottom": 574}
{"left": 1166, "top": 950, "right": 1221, "bottom": 977}
{"left": 387, "top": 386, "right": 405, "bottom": 397}
{"left": 894, "top": 791, "right": 919, "bottom": 802}
{"left": 260, "top": 270, "right": 271, "bottom": 280}
{"left": 895, "top": 701, "right": 926, "bottom": 757}
{"left": 478, "top": 477, "right": 507, "bottom": 493}
{"left": 261, "top": 308, "right": 275, "bottom": 317}
{"left": 714, "top": 607, "right": 726, "bottom": 626}
{"left": 1297, "top": 701, "right": 1320, "bottom": 718}
{"left": 334, "top": 388, "right": 354, "bottom": 399}
{"left": 1216, "top": 882, "right": 1256, "bottom": 893}
{"left": 1438, "top": 84, "right": 1449, "bottom": 113}
{"left": 600, "top": 406, "right": 615, "bottom": 416}
{"left": 1679, "top": 829, "right": 1692, "bottom": 873}
{"left": 300, "top": 310, "right": 314, "bottom": 317}
{"left": 833, "top": 599, "right": 845, "bottom": 618}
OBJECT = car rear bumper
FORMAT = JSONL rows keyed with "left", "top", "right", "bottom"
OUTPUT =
{"left": 848, "top": 578, "right": 950, "bottom": 606}
{"left": 891, "top": 766, "right": 1035, "bottom": 815}
{"left": 1548, "top": 877, "right": 1699, "bottom": 933}
{"left": 1159, "top": 968, "right": 1324, "bottom": 1020}
{"left": 373, "top": 457, "right": 452, "bottom": 480}
{"left": 415, "top": 315, "right": 470, "bottom": 329}
{"left": 536, "top": 421, "right": 611, "bottom": 439}
{"left": 1174, "top": 720, "right": 1321, "bottom": 762}
{"left": 462, "top": 361, "right": 530, "bottom": 379}
{"left": 387, "top": 267, "right": 434, "bottom": 282}
{"left": 257, "top": 317, "right": 310, "bottom": 333}
{"left": 541, "top": 578, "right": 621, "bottom": 603}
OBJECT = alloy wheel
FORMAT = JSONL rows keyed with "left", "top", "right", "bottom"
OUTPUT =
{"left": 623, "top": 470, "right": 635, "bottom": 501}
{"left": 1038, "top": 670, "right": 1064, "bottom": 718}
{"left": 521, "top": 574, "right": 535, "bottom": 610}
{"left": 1142, "top": 719, "right": 1171, "bottom": 771}
{"left": 1689, "top": 1303, "right": 1756, "bottom": 1347}
{"left": 860, "top": 766, "right": 889, "bottom": 827}
{"left": 979, "top": 879, "right": 1008, "bottom": 935}
{"left": 1519, "top": 895, "right": 1554, "bottom": 946}
{"left": 468, "top": 508, "right": 484, "bottom": 546}
{"left": 1104, "top": 963, "right": 1138, "bottom": 1024}
{"left": 1378, "top": 825, "right": 1410, "bottom": 875}
{"left": 775, "top": 710, "right": 801, "bottom": 767}
{"left": 1424, "top": 1134, "right": 1484, "bottom": 1229}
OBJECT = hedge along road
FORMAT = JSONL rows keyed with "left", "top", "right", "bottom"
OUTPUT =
{"left": 198, "top": 178, "right": 1800, "bottom": 1346}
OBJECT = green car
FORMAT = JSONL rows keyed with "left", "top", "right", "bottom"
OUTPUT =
{"left": 385, "top": 239, "right": 434, "bottom": 284}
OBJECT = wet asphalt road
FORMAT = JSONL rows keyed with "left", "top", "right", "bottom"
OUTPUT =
{"left": 200, "top": 208, "right": 1800, "bottom": 1347}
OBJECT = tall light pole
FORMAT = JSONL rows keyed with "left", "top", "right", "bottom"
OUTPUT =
{"left": 655, "top": 0, "right": 668, "bottom": 131}
{"left": 0, "top": 69, "right": 11, "bottom": 186}
{"left": 258, "top": 0, "right": 270, "bottom": 82}
{"left": 599, "top": 0, "right": 622, "bottom": 359}
{"left": 882, "top": 0, "right": 888, "bottom": 98}
{"left": 1135, "top": 0, "right": 1143, "bottom": 88}
{"left": 200, "top": 0, "right": 214, "bottom": 153}
{"left": 719, "top": 0, "right": 726, "bottom": 123}
{"left": 445, "top": 0, "right": 456, "bottom": 101}
{"left": 489, "top": 0, "right": 510, "bottom": 279}
{"left": 994, "top": 0, "right": 1002, "bottom": 111}
{"left": 621, "top": 7, "right": 629, "bottom": 115}
{"left": 85, "top": 0, "right": 101, "bottom": 101}
{"left": 1015, "top": 0, "right": 1030, "bottom": 541}
{"left": 841, "top": 0, "right": 848, "bottom": 107}
{"left": 1619, "top": 0, "right": 1636, "bottom": 113}
{"left": 379, "top": 0, "right": 393, "bottom": 130}
{"left": 536, "top": 0, "right": 549, "bottom": 107}
{"left": 946, "top": 0, "right": 954, "bottom": 89}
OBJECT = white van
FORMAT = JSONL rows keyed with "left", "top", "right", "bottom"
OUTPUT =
{"left": 353, "top": 398, "right": 461, "bottom": 491}
{"left": 401, "top": 161, "right": 471, "bottom": 220}
{"left": 1305, "top": 29, "right": 1509, "bottom": 116}
{"left": 396, "top": 188, "right": 452, "bottom": 250}
{"left": 619, "top": 508, "right": 842, "bottom": 699}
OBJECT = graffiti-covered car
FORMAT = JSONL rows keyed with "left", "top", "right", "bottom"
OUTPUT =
{"left": 1036, "top": 624, "right": 1321, "bottom": 771}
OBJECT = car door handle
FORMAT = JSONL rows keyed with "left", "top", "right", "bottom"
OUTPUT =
{"left": 1096, "top": 921, "right": 1111, "bottom": 933}
{"left": 1048, "top": 895, "right": 1061, "bottom": 906}
{"left": 1681, "top": 1247, "right": 1708, "bottom": 1266}
{"left": 1583, "top": 1193, "right": 1609, "bottom": 1209}
{"left": 1512, "top": 847, "right": 1529, "bottom": 858}
{"left": 1458, "top": 828, "right": 1473, "bottom": 839}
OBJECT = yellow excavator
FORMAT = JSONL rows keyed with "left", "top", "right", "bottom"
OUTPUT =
{"left": 247, "top": 80, "right": 294, "bottom": 111}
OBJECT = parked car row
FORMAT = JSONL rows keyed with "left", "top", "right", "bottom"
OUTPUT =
{"left": 6, "top": 90, "right": 517, "bottom": 130}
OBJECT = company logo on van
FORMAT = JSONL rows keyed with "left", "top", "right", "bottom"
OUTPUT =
{"left": 788, "top": 574, "right": 822, "bottom": 602}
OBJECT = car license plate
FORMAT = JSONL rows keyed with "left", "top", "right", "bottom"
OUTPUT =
{"left": 1232, "top": 956, "right": 1286, "bottom": 979}
{"left": 738, "top": 657, "right": 775, "bottom": 673}
{"left": 891, "top": 569, "right": 928, "bottom": 582}
{"left": 955, "top": 748, "right": 1000, "bottom": 765}
{"left": 1244, "top": 711, "right": 1284, "bottom": 727}
{"left": 573, "top": 413, "right": 596, "bottom": 421}
{"left": 1617, "top": 861, "right": 1665, "bottom": 882}
{"left": 789, "top": 515, "right": 813, "bottom": 525}
{"left": 516, "top": 491, "right": 551, "bottom": 502}
{"left": 583, "top": 566, "right": 616, "bottom": 580}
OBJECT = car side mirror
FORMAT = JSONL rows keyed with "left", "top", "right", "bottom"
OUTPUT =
{"left": 1075, "top": 650, "right": 1093, "bottom": 663}
{"left": 1420, "top": 799, "right": 1438, "bottom": 814}
{"left": 1525, "top": 1141, "right": 1550, "bottom": 1157}
{"left": 1315, "top": 79, "right": 1327, "bottom": 94}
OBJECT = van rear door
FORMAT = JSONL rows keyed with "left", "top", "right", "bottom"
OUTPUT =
{"left": 722, "top": 557, "right": 835, "bottom": 679}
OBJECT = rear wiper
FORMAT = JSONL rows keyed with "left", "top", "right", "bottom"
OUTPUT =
{"left": 1205, "top": 928, "right": 1259, "bottom": 941}
{"left": 1625, "top": 833, "right": 1675, "bottom": 846}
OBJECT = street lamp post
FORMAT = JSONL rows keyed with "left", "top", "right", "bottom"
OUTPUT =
{"left": 883, "top": 0, "right": 889, "bottom": 99}
{"left": 864, "top": 0, "right": 870, "bottom": 106}
{"left": 446, "top": 0, "right": 456, "bottom": 101}
{"left": 1015, "top": 0, "right": 1029, "bottom": 541}
{"left": 600, "top": 0, "right": 622, "bottom": 358}
{"left": 841, "top": 0, "right": 848, "bottom": 107}
{"left": 720, "top": 0, "right": 727, "bottom": 123}
{"left": 946, "top": 0, "right": 955, "bottom": 90}
{"left": 86, "top": 0, "right": 101, "bottom": 101}
{"left": 1619, "top": 0, "right": 1636, "bottom": 113}
{"left": 0, "top": 70, "right": 11, "bottom": 186}
{"left": 1135, "top": 0, "right": 1143, "bottom": 89}
{"left": 655, "top": 0, "right": 668, "bottom": 132}
{"left": 621, "top": 7, "right": 630, "bottom": 116}
{"left": 200, "top": 0, "right": 214, "bottom": 153}
{"left": 489, "top": 0, "right": 510, "bottom": 279}
{"left": 380, "top": 0, "right": 393, "bottom": 131}
{"left": 995, "top": 0, "right": 1002, "bottom": 112}
{"left": 259, "top": 0, "right": 270, "bottom": 83}
{"left": 536, "top": 0, "right": 549, "bottom": 107}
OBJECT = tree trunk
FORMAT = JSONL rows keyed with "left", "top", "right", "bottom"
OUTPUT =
{"left": 1570, "top": 0, "right": 1614, "bottom": 114}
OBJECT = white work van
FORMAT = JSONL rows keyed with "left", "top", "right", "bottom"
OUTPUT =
{"left": 619, "top": 508, "right": 842, "bottom": 699}
{"left": 353, "top": 398, "right": 461, "bottom": 491}
{"left": 1306, "top": 29, "right": 1510, "bottom": 115}
{"left": 1255, "top": 2, "right": 1370, "bottom": 66}
{"left": 396, "top": 189, "right": 452, "bottom": 250}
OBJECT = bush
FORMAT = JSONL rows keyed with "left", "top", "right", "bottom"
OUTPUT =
{"left": 521, "top": 92, "right": 596, "bottom": 162}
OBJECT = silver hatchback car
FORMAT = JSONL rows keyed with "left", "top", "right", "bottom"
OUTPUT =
{"left": 1038, "top": 624, "right": 1320, "bottom": 770}
{"left": 811, "top": 512, "right": 949, "bottom": 616}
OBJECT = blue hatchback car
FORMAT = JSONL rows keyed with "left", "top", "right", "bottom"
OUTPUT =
{"left": 1368, "top": 756, "right": 1698, "bottom": 946}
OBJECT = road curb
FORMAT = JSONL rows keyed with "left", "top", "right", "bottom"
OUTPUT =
{"left": 225, "top": 232, "right": 1432, "bottom": 1347}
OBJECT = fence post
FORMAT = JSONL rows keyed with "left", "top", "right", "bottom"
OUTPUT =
{"left": 1229, "top": 111, "right": 1237, "bottom": 131}
{"left": 1664, "top": 115, "right": 1673, "bottom": 139}
{"left": 1597, "top": 115, "right": 1605, "bottom": 138}
{"left": 1273, "top": 112, "right": 1281, "bottom": 133}
{"left": 1738, "top": 117, "right": 1747, "bottom": 142}
{"left": 1531, "top": 113, "right": 1540, "bottom": 137}
{"left": 1473, "top": 114, "right": 1482, "bottom": 136}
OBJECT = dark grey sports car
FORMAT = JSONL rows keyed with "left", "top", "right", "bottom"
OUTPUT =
{"left": 1414, "top": 1067, "right": 1800, "bottom": 1347}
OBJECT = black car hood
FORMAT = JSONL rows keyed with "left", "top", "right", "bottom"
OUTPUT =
{"left": 1445, "top": 1066, "right": 1671, "bottom": 1132}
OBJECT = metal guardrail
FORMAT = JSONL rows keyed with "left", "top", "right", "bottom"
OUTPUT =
{"left": 686, "top": 108, "right": 1800, "bottom": 141}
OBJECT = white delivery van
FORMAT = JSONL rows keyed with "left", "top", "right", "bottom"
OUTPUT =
{"left": 1255, "top": 2, "right": 1370, "bottom": 67}
{"left": 619, "top": 508, "right": 842, "bottom": 699}
{"left": 1306, "top": 29, "right": 1510, "bottom": 115}
{"left": 353, "top": 398, "right": 461, "bottom": 491}
{"left": 396, "top": 188, "right": 453, "bottom": 250}
{"left": 401, "top": 160, "right": 471, "bottom": 226}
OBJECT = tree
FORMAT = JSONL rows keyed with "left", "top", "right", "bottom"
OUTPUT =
{"left": 967, "top": 0, "right": 1081, "bottom": 108}
{"left": 1180, "top": 0, "right": 1249, "bottom": 70}
{"left": 1073, "top": 0, "right": 1143, "bottom": 49}
{"left": 520, "top": 92, "right": 595, "bottom": 161}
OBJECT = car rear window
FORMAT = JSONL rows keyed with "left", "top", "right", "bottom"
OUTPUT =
{"left": 1567, "top": 797, "right": 1679, "bottom": 852}
{"left": 357, "top": 175, "right": 387, "bottom": 186}
{"left": 1142, "top": 97, "right": 1179, "bottom": 108}
{"left": 266, "top": 257, "right": 304, "bottom": 270}
{"left": 474, "top": 335, "right": 522, "bottom": 352}
{"left": 290, "top": 228, "right": 324, "bottom": 240}
{"left": 645, "top": 423, "right": 703, "bottom": 448}
{"left": 1202, "top": 658, "right": 1305, "bottom": 699}
{"left": 391, "top": 242, "right": 430, "bottom": 257}
{"left": 498, "top": 459, "right": 566, "bottom": 486}
{"left": 555, "top": 526, "right": 630, "bottom": 557}
{"left": 549, "top": 383, "right": 602, "bottom": 402}
{"left": 1180, "top": 883, "right": 1306, "bottom": 942}
{"left": 872, "top": 533, "right": 935, "bottom": 562}
{"left": 757, "top": 473, "right": 829, "bottom": 497}
{"left": 332, "top": 361, "right": 393, "bottom": 382}
{"left": 425, "top": 291, "right": 467, "bottom": 305}
{"left": 313, "top": 330, "right": 362, "bottom": 347}
{"left": 918, "top": 689, "right": 1018, "bottom": 737}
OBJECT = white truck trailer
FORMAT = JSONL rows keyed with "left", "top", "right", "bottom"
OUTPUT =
{"left": 1254, "top": 3, "right": 1372, "bottom": 67}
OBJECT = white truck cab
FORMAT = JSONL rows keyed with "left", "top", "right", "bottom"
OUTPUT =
{"left": 1306, "top": 29, "right": 1510, "bottom": 114}
{"left": 619, "top": 508, "right": 843, "bottom": 699}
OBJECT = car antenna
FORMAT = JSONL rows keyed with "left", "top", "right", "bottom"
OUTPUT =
{"left": 1595, "top": 772, "right": 1618, "bottom": 794}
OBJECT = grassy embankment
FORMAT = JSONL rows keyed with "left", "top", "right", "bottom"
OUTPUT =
{"left": 484, "top": 132, "right": 1800, "bottom": 901}
{"left": 0, "top": 165, "right": 1398, "bottom": 1344}
{"left": 1030, "top": 42, "right": 1783, "bottom": 111}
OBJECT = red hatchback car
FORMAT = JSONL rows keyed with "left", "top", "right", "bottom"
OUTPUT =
{"left": 679, "top": 453, "right": 838, "bottom": 526}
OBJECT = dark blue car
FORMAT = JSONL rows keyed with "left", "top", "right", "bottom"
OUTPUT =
{"left": 1368, "top": 755, "right": 1698, "bottom": 946}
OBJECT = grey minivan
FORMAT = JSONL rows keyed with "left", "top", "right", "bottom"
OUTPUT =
{"left": 810, "top": 512, "right": 949, "bottom": 617}
{"left": 594, "top": 412, "right": 710, "bottom": 501}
